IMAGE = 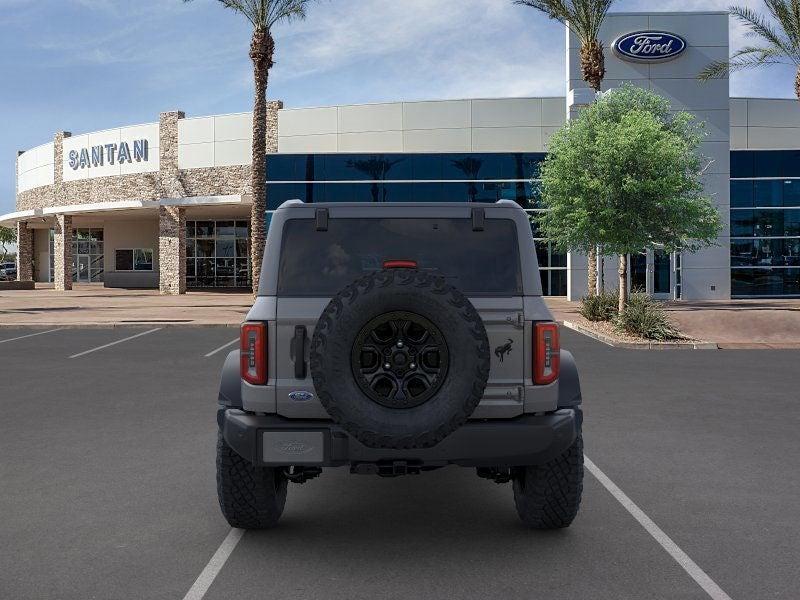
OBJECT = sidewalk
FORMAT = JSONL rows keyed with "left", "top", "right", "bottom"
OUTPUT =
{"left": 0, "top": 284, "right": 252, "bottom": 327}
{"left": 545, "top": 297, "right": 800, "bottom": 349}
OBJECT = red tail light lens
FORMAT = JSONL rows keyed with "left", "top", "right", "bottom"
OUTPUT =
{"left": 383, "top": 259, "right": 418, "bottom": 269}
{"left": 240, "top": 322, "right": 267, "bottom": 385}
{"left": 533, "top": 322, "right": 560, "bottom": 385}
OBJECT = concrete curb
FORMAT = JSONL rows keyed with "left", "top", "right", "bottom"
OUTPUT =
{"left": 562, "top": 321, "right": 718, "bottom": 350}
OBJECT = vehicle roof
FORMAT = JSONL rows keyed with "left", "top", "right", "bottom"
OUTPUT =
{"left": 275, "top": 200, "right": 523, "bottom": 211}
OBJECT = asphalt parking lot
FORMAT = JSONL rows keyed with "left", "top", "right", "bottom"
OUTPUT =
{"left": 1, "top": 326, "right": 799, "bottom": 600}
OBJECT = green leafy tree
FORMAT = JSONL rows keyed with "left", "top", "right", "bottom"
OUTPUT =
{"left": 514, "top": 0, "right": 616, "bottom": 294}
{"left": 184, "top": 0, "right": 314, "bottom": 293}
{"left": 699, "top": 2, "right": 800, "bottom": 100}
{"left": 0, "top": 226, "right": 15, "bottom": 263}
{"left": 536, "top": 85, "right": 722, "bottom": 313}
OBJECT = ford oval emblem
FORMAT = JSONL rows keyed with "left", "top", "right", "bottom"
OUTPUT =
{"left": 288, "top": 390, "right": 314, "bottom": 402}
{"left": 613, "top": 31, "right": 687, "bottom": 63}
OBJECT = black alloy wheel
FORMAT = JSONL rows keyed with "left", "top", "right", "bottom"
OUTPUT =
{"left": 351, "top": 311, "right": 449, "bottom": 409}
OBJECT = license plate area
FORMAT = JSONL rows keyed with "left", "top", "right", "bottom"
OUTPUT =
{"left": 261, "top": 430, "right": 326, "bottom": 465}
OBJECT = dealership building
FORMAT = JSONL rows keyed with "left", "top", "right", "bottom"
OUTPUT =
{"left": 3, "top": 10, "right": 800, "bottom": 299}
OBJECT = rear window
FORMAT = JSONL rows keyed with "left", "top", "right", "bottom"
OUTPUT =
{"left": 277, "top": 217, "right": 522, "bottom": 296}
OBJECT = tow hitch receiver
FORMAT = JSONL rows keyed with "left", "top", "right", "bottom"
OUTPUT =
{"left": 351, "top": 461, "right": 422, "bottom": 477}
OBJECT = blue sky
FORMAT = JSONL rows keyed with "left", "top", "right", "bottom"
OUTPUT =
{"left": 1, "top": 0, "right": 797, "bottom": 215}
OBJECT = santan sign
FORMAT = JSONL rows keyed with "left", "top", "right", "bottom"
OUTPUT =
{"left": 68, "top": 139, "right": 149, "bottom": 170}
{"left": 613, "top": 31, "right": 687, "bottom": 62}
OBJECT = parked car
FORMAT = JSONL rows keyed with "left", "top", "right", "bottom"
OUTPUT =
{"left": 0, "top": 262, "right": 16, "bottom": 281}
{"left": 216, "top": 200, "right": 584, "bottom": 529}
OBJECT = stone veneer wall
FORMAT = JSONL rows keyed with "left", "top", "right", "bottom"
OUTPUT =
{"left": 158, "top": 206, "right": 186, "bottom": 295}
{"left": 16, "top": 103, "right": 283, "bottom": 211}
{"left": 16, "top": 222, "right": 33, "bottom": 281}
{"left": 15, "top": 102, "right": 282, "bottom": 293}
{"left": 53, "top": 214, "right": 73, "bottom": 291}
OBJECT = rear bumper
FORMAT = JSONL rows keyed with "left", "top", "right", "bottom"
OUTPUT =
{"left": 218, "top": 408, "right": 581, "bottom": 468}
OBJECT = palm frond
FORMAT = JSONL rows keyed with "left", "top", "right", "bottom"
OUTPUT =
{"left": 515, "top": 0, "right": 616, "bottom": 43}
{"left": 699, "top": 46, "right": 788, "bottom": 80}
{"left": 188, "top": 0, "right": 310, "bottom": 30}
{"left": 764, "top": 0, "right": 800, "bottom": 46}
{"left": 730, "top": 5, "right": 800, "bottom": 64}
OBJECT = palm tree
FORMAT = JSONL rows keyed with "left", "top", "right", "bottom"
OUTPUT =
{"left": 515, "top": 0, "right": 615, "bottom": 296}
{"left": 699, "top": 2, "right": 800, "bottom": 101}
{"left": 184, "top": 0, "right": 312, "bottom": 293}
{"left": 347, "top": 156, "right": 406, "bottom": 202}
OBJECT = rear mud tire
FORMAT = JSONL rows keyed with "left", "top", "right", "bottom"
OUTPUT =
{"left": 310, "top": 269, "right": 490, "bottom": 450}
{"left": 512, "top": 433, "right": 584, "bottom": 529}
{"left": 216, "top": 431, "right": 288, "bottom": 529}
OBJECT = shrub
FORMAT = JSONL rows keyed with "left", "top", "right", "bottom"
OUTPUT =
{"left": 614, "top": 294, "right": 684, "bottom": 340}
{"left": 579, "top": 290, "right": 619, "bottom": 322}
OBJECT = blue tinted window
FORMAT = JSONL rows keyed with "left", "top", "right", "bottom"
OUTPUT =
{"left": 785, "top": 210, "right": 800, "bottom": 235}
{"left": 754, "top": 151, "right": 783, "bottom": 177}
{"left": 781, "top": 150, "right": 800, "bottom": 177}
{"left": 730, "top": 151, "right": 754, "bottom": 178}
{"left": 783, "top": 180, "right": 800, "bottom": 207}
{"left": 731, "top": 210, "right": 753, "bottom": 237}
{"left": 266, "top": 155, "right": 298, "bottom": 181}
{"left": 381, "top": 183, "right": 414, "bottom": 203}
{"left": 411, "top": 155, "right": 442, "bottom": 180}
{"left": 730, "top": 180, "right": 753, "bottom": 208}
{"left": 267, "top": 183, "right": 304, "bottom": 208}
{"left": 754, "top": 180, "right": 783, "bottom": 207}
{"left": 730, "top": 239, "right": 800, "bottom": 267}
{"left": 410, "top": 182, "right": 444, "bottom": 202}
{"left": 510, "top": 152, "right": 547, "bottom": 179}
{"left": 732, "top": 268, "right": 800, "bottom": 296}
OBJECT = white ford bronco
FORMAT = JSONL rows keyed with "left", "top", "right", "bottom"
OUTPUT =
{"left": 217, "top": 200, "right": 583, "bottom": 529}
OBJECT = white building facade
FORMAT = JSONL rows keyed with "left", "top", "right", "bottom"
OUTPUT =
{"left": 3, "top": 11, "right": 799, "bottom": 299}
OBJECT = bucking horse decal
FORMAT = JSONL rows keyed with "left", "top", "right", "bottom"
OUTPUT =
{"left": 494, "top": 338, "right": 514, "bottom": 363}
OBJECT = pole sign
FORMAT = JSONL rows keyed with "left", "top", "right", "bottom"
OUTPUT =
{"left": 613, "top": 31, "right": 687, "bottom": 63}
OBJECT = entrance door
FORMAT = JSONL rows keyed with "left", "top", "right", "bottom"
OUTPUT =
{"left": 652, "top": 249, "right": 672, "bottom": 299}
{"left": 626, "top": 249, "right": 674, "bottom": 299}
{"left": 77, "top": 256, "right": 90, "bottom": 282}
{"left": 630, "top": 252, "right": 648, "bottom": 293}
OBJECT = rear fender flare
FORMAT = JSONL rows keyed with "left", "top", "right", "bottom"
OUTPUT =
{"left": 558, "top": 350, "right": 581, "bottom": 409}
{"left": 218, "top": 350, "right": 243, "bottom": 413}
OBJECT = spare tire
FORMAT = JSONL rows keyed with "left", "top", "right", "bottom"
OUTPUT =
{"left": 310, "top": 269, "right": 490, "bottom": 449}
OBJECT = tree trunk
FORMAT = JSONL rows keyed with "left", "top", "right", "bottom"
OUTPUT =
{"left": 598, "top": 247, "right": 605, "bottom": 293}
{"left": 618, "top": 254, "right": 628, "bottom": 314}
{"left": 581, "top": 39, "right": 603, "bottom": 296}
{"left": 580, "top": 40, "right": 605, "bottom": 92}
{"left": 795, "top": 67, "right": 800, "bottom": 102}
{"left": 249, "top": 29, "right": 275, "bottom": 295}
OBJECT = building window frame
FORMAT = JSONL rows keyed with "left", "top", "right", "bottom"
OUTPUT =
{"left": 115, "top": 248, "right": 154, "bottom": 272}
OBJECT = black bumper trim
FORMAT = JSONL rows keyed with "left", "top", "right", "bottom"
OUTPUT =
{"left": 219, "top": 408, "right": 580, "bottom": 468}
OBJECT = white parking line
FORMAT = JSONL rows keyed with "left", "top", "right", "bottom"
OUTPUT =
{"left": 182, "top": 528, "right": 244, "bottom": 600}
{"left": 68, "top": 328, "right": 162, "bottom": 359}
{"left": 585, "top": 455, "right": 733, "bottom": 600}
{"left": 204, "top": 338, "right": 238, "bottom": 358}
{"left": 0, "top": 328, "right": 63, "bottom": 344}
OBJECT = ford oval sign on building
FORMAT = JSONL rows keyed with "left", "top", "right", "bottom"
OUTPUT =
{"left": 613, "top": 31, "right": 687, "bottom": 63}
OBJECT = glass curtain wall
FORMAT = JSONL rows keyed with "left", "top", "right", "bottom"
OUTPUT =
{"left": 265, "top": 153, "right": 568, "bottom": 296}
{"left": 731, "top": 151, "right": 800, "bottom": 297}
{"left": 186, "top": 220, "right": 251, "bottom": 288}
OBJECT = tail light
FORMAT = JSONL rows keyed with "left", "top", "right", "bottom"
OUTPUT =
{"left": 533, "top": 322, "right": 560, "bottom": 385}
{"left": 240, "top": 322, "right": 267, "bottom": 385}
{"left": 383, "top": 259, "right": 418, "bottom": 269}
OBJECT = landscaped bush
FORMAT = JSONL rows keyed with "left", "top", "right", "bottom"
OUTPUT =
{"left": 614, "top": 293, "right": 684, "bottom": 341}
{"left": 579, "top": 290, "right": 619, "bottom": 322}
